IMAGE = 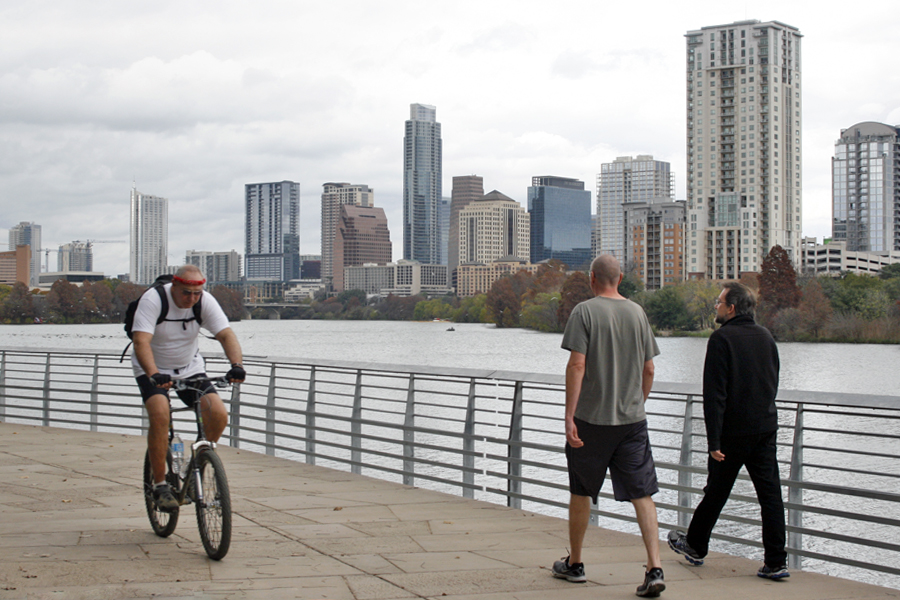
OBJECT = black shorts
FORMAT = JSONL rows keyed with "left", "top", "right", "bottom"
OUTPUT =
{"left": 135, "top": 373, "right": 215, "bottom": 407}
{"left": 566, "top": 418, "right": 659, "bottom": 502}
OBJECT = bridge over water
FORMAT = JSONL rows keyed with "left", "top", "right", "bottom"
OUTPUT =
{"left": 2, "top": 347, "right": 900, "bottom": 596}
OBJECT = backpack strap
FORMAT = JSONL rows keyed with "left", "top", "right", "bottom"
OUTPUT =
{"left": 155, "top": 285, "right": 169, "bottom": 325}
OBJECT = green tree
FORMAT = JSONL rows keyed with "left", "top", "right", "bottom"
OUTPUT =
{"left": 878, "top": 263, "right": 900, "bottom": 280}
{"left": 557, "top": 272, "right": 592, "bottom": 329}
{"left": 3, "top": 282, "right": 35, "bottom": 323}
{"left": 643, "top": 286, "right": 692, "bottom": 330}
{"left": 618, "top": 272, "right": 645, "bottom": 299}
{"left": 451, "top": 295, "right": 487, "bottom": 323}
{"left": 682, "top": 280, "right": 720, "bottom": 330}
{"left": 520, "top": 292, "right": 561, "bottom": 332}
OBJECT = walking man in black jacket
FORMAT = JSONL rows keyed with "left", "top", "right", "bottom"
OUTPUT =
{"left": 668, "top": 282, "right": 789, "bottom": 580}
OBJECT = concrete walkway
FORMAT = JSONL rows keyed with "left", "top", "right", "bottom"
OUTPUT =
{"left": 1, "top": 423, "right": 897, "bottom": 600}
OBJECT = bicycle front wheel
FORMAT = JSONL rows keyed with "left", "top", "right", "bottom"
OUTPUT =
{"left": 194, "top": 449, "right": 232, "bottom": 560}
{"left": 143, "top": 449, "right": 179, "bottom": 537}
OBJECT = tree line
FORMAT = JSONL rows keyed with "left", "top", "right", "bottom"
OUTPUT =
{"left": 0, "top": 279, "right": 245, "bottom": 324}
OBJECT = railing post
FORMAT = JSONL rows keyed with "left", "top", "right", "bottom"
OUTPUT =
{"left": 305, "top": 366, "right": 316, "bottom": 465}
{"left": 0, "top": 351, "right": 6, "bottom": 420}
{"left": 89, "top": 355, "right": 100, "bottom": 432}
{"left": 678, "top": 394, "right": 696, "bottom": 529}
{"left": 42, "top": 353, "right": 51, "bottom": 427}
{"left": 507, "top": 381, "right": 524, "bottom": 509}
{"left": 229, "top": 379, "right": 241, "bottom": 449}
{"left": 462, "top": 378, "right": 476, "bottom": 499}
{"left": 265, "top": 364, "right": 277, "bottom": 456}
{"left": 403, "top": 374, "right": 416, "bottom": 486}
{"left": 351, "top": 370, "right": 363, "bottom": 475}
{"left": 788, "top": 404, "right": 804, "bottom": 571}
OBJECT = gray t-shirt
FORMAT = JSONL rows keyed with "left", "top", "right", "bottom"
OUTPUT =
{"left": 561, "top": 296, "right": 660, "bottom": 426}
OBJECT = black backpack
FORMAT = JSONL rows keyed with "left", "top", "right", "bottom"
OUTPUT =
{"left": 120, "top": 274, "right": 203, "bottom": 362}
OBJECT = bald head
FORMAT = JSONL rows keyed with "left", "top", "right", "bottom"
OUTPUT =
{"left": 590, "top": 255, "right": 621, "bottom": 288}
{"left": 175, "top": 265, "right": 205, "bottom": 282}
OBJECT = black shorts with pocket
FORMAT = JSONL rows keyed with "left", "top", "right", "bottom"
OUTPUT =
{"left": 135, "top": 373, "right": 215, "bottom": 407}
{"left": 566, "top": 418, "right": 659, "bottom": 502}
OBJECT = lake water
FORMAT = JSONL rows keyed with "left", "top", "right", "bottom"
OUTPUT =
{"left": 4, "top": 319, "right": 899, "bottom": 395}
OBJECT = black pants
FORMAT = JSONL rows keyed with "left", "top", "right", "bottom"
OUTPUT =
{"left": 686, "top": 430, "right": 787, "bottom": 567}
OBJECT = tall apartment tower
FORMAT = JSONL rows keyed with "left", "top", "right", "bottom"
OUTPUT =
{"left": 58, "top": 241, "right": 92, "bottom": 273}
{"left": 458, "top": 191, "right": 530, "bottom": 265}
{"left": 129, "top": 188, "right": 167, "bottom": 285}
{"left": 597, "top": 156, "right": 673, "bottom": 265}
{"left": 403, "top": 103, "right": 442, "bottom": 264}
{"left": 8, "top": 221, "right": 41, "bottom": 287}
{"left": 832, "top": 122, "right": 900, "bottom": 252}
{"left": 321, "top": 183, "right": 374, "bottom": 289}
{"left": 528, "top": 176, "right": 592, "bottom": 270}
{"left": 185, "top": 250, "right": 242, "bottom": 282}
{"left": 686, "top": 20, "right": 802, "bottom": 279}
{"left": 623, "top": 198, "right": 687, "bottom": 289}
{"left": 448, "top": 175, "right": 485, "bottom": 275}
{"left": 333, "top": 205, "right": 392, "bottom": 292}
{"left": 245, "top": 181, "right": 300, "bottom": 281}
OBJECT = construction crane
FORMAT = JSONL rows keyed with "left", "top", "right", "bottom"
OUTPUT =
{"left": 44, "top": 240, "right": 126, "bottom": 272}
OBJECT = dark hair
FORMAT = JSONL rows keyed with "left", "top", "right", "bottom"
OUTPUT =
{"left": 722, "top": 282, "right": 756, "bottom": 316}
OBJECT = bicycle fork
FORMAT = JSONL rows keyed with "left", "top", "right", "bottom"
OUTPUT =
{"left": 189, "top": 440, "right": 217, "bottom": 506}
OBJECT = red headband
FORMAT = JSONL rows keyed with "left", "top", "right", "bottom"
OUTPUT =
{"left": 173, "top": 275, "right": 206, "bottom": 286}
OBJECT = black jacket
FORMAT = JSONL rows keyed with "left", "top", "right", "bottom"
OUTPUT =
{"left": 702, "top": 314, "right": 779, "bottom": 451}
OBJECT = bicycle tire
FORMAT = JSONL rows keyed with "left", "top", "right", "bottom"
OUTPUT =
{"left": 142, "top": 449, "right": 179, "bottom": 537}
{"left": 194, "top": 449, "right": 231, "bottom": 560}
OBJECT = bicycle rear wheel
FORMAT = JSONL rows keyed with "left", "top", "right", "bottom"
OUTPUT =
{"left": 194, "top": 449, "right": 232, "bottom": 560}
{"left": 143, "top": 449, "right": 179, "bottom": 537}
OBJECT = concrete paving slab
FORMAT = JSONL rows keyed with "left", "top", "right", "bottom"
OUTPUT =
{"left": 0, "top": 422, "right": 896, "bottom": 600}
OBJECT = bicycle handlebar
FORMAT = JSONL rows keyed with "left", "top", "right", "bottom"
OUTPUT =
{"left": 171, "top": 375, "right": 231, "bottom": 392}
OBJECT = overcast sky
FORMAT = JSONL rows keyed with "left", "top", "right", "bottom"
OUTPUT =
{"left": 2, "top": 0, "right": 899, "bottom": 277}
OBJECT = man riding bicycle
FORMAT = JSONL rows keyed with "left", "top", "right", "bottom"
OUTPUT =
{"left": 131, "top": 265, "right": 245, "bottom": 510}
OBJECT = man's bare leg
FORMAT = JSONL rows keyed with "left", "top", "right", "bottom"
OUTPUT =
{"left": 145, "top": 395, "right": 171, "bottom": 484}
{"left": 199, "top": 393, "right": 228, "bottom": 442}
{"left": 631, "top": 495, "right": 662, "bottom": 569}
{"left": 568, "top": 494, "right": 592, "bottom": 564}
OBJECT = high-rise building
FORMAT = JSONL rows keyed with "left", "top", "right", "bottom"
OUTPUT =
{"left": 58, "top": 241, "right": 92, "bottom": 273}
{"left": 528, "top": 176, "right": 592, "bottom": 269}
{"left": 129, "top": 188, "right": 168, "bottom": 285}
{"left": 458, "top": 191, "right": 530, "bottom": 265}
{"left": 448, "top": 175, "right": 485, "bottom": 275}
{"left": 185, "top": 250, "right": 241, "bottom": 282}
{"left": 403, "top": 103, "right": 442, "bottom": 264}
{"left": 686, "top": 20, "right": 802, "bottom": 279}
{"left": 9, "top": 222, "right": 41, "bottom": 287}
{"left": 438, "top": 196, "right": 450, "bottom": 266}
{"left": 321, "top": 183, "right": 374, "bottom": 288}
{"left": 332, "top": 205, "right": 392, "bottom": 292}
{"left": 245, "top": 181, "right": 300, "bottom": 281}
{"left": 623, "top": 198, "right": 687, "bottom": 289}
{"left": 597, "top": 156, "right": 673, "bottom": 265}
{"left": 832, "top": 122, "right": 900, "bottom": 252}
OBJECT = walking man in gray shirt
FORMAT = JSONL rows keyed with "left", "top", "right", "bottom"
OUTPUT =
{"left": 551, "top": 255, "right": 664, "bottom": 597}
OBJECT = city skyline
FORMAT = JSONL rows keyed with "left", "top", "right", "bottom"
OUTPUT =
{"left": 1, "top": 2, "right": 898, "bottom": 277}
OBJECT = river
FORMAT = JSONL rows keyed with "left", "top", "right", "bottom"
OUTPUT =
{"left": 3, "top": 319, "right": 899, "bottom": 395}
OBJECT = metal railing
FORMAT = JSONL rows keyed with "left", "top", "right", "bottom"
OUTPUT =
{"left": 2, "top": 347, "right": 900, "bottom": 585}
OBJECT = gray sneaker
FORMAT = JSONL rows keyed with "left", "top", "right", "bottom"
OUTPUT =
{"left": 551, "top": 556, "right": 586, "bottom": 583}
{"left": 152, "top": 483, "right": 179, "bottom": 511}
{"left": 636, "top": 567, "right": 665, "bottom": 597}
{"left": 668, "top": 530, "right": 704, "bottom": 566}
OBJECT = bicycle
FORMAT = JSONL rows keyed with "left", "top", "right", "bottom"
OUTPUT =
{"left": 142, "top": 375, "right": 233, "bottom": 560}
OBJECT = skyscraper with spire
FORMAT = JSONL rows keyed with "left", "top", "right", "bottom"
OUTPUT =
{"left": 403, "top": 103, "right": 442, "bottom": 264}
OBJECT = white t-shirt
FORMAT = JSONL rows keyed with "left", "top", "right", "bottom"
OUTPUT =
{"left": 130, "top": 284, "right": 231, "bottom": 378}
